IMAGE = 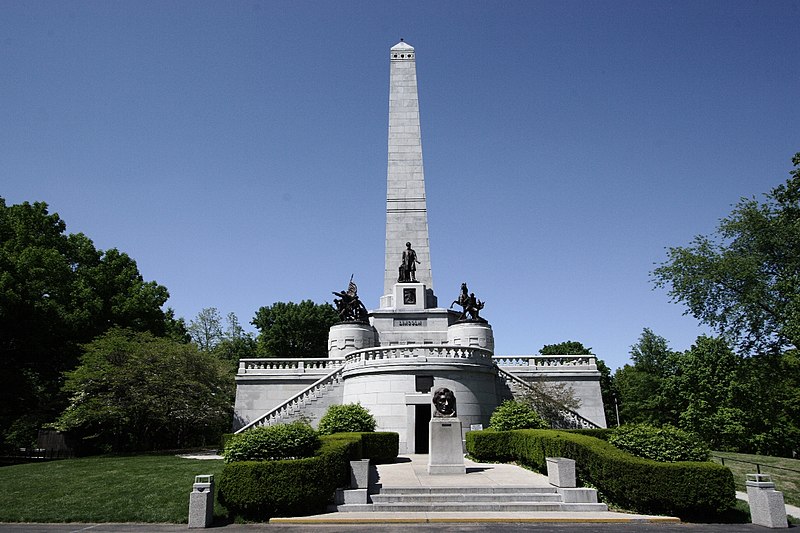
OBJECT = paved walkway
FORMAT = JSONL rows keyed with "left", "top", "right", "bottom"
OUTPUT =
{"left": 272, "top": 455, "right": 679, "bottom": 524}
{"left": 736, "top": 490, "right": 800, "bottom": 519}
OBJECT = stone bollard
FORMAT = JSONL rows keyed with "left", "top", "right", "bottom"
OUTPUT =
{"left": 188, "top": 475, "right": 214, "bottom": 528}
{"left": 546, "top": 457, "right": 576, "bottom": 488}
{"left": 350, "top": 459, "right": 370, "bottom": 489}
{"left": 746, "top": 473, "right": 788, "bottom": 528}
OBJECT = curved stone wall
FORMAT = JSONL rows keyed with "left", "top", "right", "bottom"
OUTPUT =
{"left": 447, "top": 321, "right": 495, "bottom": 352}
{"left": 341, "top": 352, "right": 500, "bottom": 453}
{"left": 327, "top": 322, "right": 376, "bottom": 358}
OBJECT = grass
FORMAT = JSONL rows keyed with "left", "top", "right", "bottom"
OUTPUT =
{"left": 0, "top": 454, "right": 227, "bottom": 523}
{"left": 712, "top": 450, "right": 800, "bottom": 508}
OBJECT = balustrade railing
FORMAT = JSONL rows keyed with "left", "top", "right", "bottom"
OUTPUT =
{"left": 345, "top": 344, "right": 494, "bottom": 365}
{"left": 238, "top": 357, "right": 346, "bottom": 374}
{"left": 493, "top": 355, "right": 596, "bottom": 368}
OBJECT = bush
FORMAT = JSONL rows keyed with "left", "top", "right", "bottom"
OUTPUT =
{"left": 490, "top": 400, "right": 548, "bottom": 431}
{"left": 223, "top": 421, "right": 320, "bottom": 463}
{"left": 466, "top": 429, "right": 735, "bottom": 518}
{"left": 318, "top": 404, "right": 376, "bottom": 435}
{"left": 566, "top": 428, "right": 615, "bottom": 441}
{"left": 609, "top": 424, "right": 710, "bottom": 462}
{"left": 326, "top": 432, "right": 399, "bottom": 464}
{"left": 218, "top": 434, "right": 361, "bottom": 519}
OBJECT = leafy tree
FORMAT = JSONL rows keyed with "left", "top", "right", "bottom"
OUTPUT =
{"left": 668, "top": 336, "right": 747, "bottom": 451}
{"left": 188, "top": 307, "right": 225, "bottom": 351}
{"left": 614, "top": 329, "right": 679, "bottom": 426}
{"left": 653, "top": 152, "right": 800, "bottom": 355}
{"left": 212, "top": 312, "right": 257, "bottom": 364}
{"left": 252, "top": 300, "right": 338, "bottom": 358}
{"left": 0, "top": 199, "right": 174, "bottom": 449}
{"left": 539, "top": 340, "right": 592, "bottom": 355}
{"left": 55, "top": 328, "right": 233, "bottom": 452}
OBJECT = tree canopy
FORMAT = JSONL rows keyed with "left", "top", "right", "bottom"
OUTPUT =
{"left": 251, "top": 300, "right": 338, "bottom": 358}
{"left": 539, "top": 341, "right": 592, "bottom": 355}
{"left": 653, "top": 152, "right": 800, "bottom": 355}
{"left": 0, "top": 198, "right": 181, "bottom": 449}
{"left": 614, "top": 328, "right": 799, "bottom": 456}
{"left": 55, "top": 328, "right": 233, "bottom": 452}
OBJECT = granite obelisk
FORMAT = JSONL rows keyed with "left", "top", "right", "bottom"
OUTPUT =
{"left": 383, "top": 40, "right": 434, "bottom": 303}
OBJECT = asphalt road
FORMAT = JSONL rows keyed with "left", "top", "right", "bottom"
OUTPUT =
{"left": 0, "top": 523, "right": 793, "bottom": 533}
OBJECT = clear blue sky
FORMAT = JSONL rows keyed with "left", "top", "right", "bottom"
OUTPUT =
{"left": 2, "top": 1, "right": 798, "bottom": 370}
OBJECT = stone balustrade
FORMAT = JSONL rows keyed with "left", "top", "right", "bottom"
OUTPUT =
{"left": 238, "top": 357, "right": 346, "bottom": 374}
{"left": 345, "top": 344, "right": 494, "bottom": 365}
{"left": 493, "top": 355, "right": 596, "bottom": 368}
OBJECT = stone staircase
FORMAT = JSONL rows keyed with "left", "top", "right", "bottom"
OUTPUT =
{"left": 235, "top": 367, "right": 345, "bottom": 433}
{"left": 496, "top": 367, "right": 601, "bottom": 429}
{"left": 337, "top": 486, "right": 607, "bottom": 513}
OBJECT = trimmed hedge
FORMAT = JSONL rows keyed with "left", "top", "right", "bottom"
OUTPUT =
{"left": 328, "top": 431, "right": 399, "bottom": 464}
{"left": 466, "top": 429, "right": 735, "bottom": 518}
{"left": 218, "top": 432, "right": 399, "bottom": 520}
{"left": 609, "top": 424, "right": 710, "bottom": 462}
{"left": 566, "top": 428, "right": 615, "bottom": 441}
{"left": 222, "top": 421, "right": 320, "bottom": 463}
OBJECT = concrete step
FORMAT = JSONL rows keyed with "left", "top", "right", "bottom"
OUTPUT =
{"left": 377, "top": 486, "right": 555, "bottom": 496}
{"left": 371, "top": 492, "right": 563, "bottom": 503}
{"left": 370, "top": 503, "right": 564, "bottom": 512}
{"left": 339, "top": 502, "right": 608, "bottom": 513}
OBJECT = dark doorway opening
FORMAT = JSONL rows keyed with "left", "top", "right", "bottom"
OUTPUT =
{"left": 415, "top": 404, "right": 431, "bottom": 453}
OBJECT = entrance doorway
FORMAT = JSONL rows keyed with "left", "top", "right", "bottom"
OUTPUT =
{"left": 415, "top": 404, "right": 431, "bottom": 453}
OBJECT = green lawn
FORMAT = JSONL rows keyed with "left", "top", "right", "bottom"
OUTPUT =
{"left": 0, "top": 454, "right": 227, "bottom": 523}
{"left": 713, "top": 451, "right": 800, "bottom": 508}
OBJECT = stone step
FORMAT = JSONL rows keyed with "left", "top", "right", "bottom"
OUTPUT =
{"left": 377, "top": 486, "right": 555, "bottom": 495}
{"left": 371, "top": 492, "right": 563, "bottom": 503}
{"left": 339, "top": 502, "right": 608, "bottom": 513}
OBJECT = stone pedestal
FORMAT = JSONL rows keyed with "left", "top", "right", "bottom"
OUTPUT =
{"left": 328, "top": 322, "right": 376, "bottom": 358}
{"left": 746, "top": 474, "right": 788, "bottom": 528}
{"left": 427, "top": 418, "right": 465, "bottom": 475}
{"left": 447, "top": 321, "right": 494, "bottom": 352}
{"left": 546, "top": 457, "right": 576, "bottom": 488}
{"left": 188, "top": 475, "right": 214, "bottom": 529}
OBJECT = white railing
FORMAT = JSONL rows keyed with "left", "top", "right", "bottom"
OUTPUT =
{"left": 345, "top": 344, "right": 494, "bottom": 365}
{"left": 238, "top": 357, "right": 346, "bottom": 374}
{"left": 496, "top": 367, "right": 601, "bottom": 430}
{"left": 493, "top": 355, "right": 596, "bottom": 368}
{"left": 235, "top": 365, "right": 345, "bottom": 433}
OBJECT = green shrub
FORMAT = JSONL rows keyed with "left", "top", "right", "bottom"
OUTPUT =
{"left": 318, "top": 404, "right": 376, "bottom": 435}
{"left": 566, "top": 428, "right": 615, "bottom": 441}
{"left": 327, "top": 432, "right": 399, "bottom": 463}
{"left": 466, "top": 429, "right": 735, "bottom": 518}
{"left": 218, "top": 435, "right": 361, "bottom": 520}
{"left": 609, "top": 424, "right": 710, "bottom": 463}
{"left": 223, "top": 421, "right": 320, "bottom": 463}
{"left": 220, "top": 433, "right": 235, "bottom": 450}
{"left": 489, "top": 400, "right": 548, "bottom": 431}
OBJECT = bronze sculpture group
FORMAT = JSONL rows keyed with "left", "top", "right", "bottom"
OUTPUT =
{"left": 332, "top": 276, "right": 368, "bottom": 323}
{"left": 450, "top": 282, "right": 486, "bottom": 322}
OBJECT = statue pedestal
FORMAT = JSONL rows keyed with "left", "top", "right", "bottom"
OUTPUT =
{"left": 427, "top": 418, "right": 465, "bottom": 475}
